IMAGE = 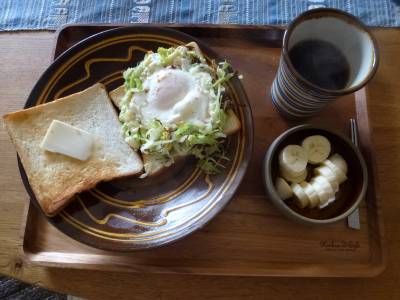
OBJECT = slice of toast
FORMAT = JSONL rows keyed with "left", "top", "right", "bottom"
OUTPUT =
{"left": 109, "top": 85, "right": 126, "bottom": 109}
{"left": 3, "top": 83, "right": 143, "bottom": 216}
{"left": 109, "top": 85, "right": 241, "bottom": 176}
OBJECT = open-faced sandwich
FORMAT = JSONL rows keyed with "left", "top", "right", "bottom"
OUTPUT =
{"left": 109, "top": 42, "right": 241, "bottom": 177}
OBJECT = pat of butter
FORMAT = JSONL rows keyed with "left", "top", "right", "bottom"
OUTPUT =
{"left": 40, "top": 120, "right": 94, "bottom": 161}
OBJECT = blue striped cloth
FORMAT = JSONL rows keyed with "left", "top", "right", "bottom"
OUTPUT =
{"left": 0, "top": 0, "right": 399, "bottom": 31}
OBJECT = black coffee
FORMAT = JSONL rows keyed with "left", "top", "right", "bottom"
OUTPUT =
{"left": 288, "top": 39, "right": 350, "bottom": 90}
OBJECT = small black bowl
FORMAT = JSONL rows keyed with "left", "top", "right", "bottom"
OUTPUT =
{"left": 263, "top": 124, "right": 368, "bottom": 225}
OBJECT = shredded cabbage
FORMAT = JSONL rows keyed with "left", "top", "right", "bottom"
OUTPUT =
{"left": 119, "top": 44, "right": 235, "bottom": 176}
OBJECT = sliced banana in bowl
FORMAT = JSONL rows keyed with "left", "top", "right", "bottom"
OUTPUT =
{"left": 275, "top": 177, "right": 293, "bottom": 200}
{"left": 299, "top": 182, "right": 320, "bottom": 208}
{"left": 263, "top": 124, "right": 368, "bottom": 225}
{"left": 279, "top": 145, "right": 308, "bottom": 174}
{"left": 329, "top": 153, "right": 348, "bottom": 174}
{"left": 310, "top": 175, "right": 335, "bottom": 206}
{"left": 323, "top": 159, "right": 347, "bottom": 184}
{"left": 280, "top": 166, "right": 307, "bottom": 183}
{"left": 291, "top": 183, "right": 309, "bottom": 208}
{"left": 302, "top": 135, "right": 331, "bottom": 164}
{"left": 314, "top": 165, "right": 339, "bottom": 192}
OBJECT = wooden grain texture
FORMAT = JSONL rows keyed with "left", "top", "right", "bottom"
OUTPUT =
{"left": 0, "top": 29, "right": 399, "bottom": 299}
{"left": 20, "top": 25, "right": 383, "bottom": 277}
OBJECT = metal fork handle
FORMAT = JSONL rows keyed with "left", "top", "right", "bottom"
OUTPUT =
{"left": 347, "top": 118, "right": 361, "bottom": 230}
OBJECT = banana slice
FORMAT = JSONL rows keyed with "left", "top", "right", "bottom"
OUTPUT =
{"left": 300, "top": 182, "right": 320, "bottom": 208}
{"left": 279, "top": 145, "right": 308, "bottom": 174}
{"left": 314, "top": 165, "right": 339, "bottom": 192}
{"left": 323, "top": 159, "right": 347, "bottom": 184}
{"left": 319, "top": 197, "right": 336, "bottom": 209}
{"left": 291, "top": 183, "right": 309, "bottom": 208}
{"left": 310, "top": 175, "right": 335, "bottom": 205}
{"left": 301, "top": 135, "right": 331, "bottom": 164}
{"left": 280, "top": 166, "right": 308, "bottom": 183}
{"left": 329, "top": 153, "right": 348, "bottom": 174}
{"left": 275, "top": 177, "right": 293, "bottom": 200}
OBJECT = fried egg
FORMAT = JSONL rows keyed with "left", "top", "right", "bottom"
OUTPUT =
{"left": 130, "top": 68, "right": 213, "bottom": 128}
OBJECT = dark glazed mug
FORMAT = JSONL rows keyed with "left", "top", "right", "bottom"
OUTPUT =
{"left": 271, "top": 8, "right": 379, "bottom": 119}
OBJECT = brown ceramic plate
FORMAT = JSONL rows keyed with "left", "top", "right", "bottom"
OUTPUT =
{"left": 19, "top": 26, "right": 253, "bottom": 251}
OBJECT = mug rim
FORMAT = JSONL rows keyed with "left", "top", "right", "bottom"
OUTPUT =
{"left": 282, "top": 8, "right": 380, "bottom": 96}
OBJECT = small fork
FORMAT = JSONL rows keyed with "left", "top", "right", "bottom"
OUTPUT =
{"left": 347, "top": 118, "right": 361, "bottom": 230}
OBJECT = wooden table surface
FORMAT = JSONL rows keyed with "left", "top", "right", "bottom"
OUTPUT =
{"left": 0, "top": 29, "right": 399, "bottom": 299}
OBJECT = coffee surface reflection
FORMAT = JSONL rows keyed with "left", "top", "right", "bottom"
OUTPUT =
{"left": 289, "top": 39, "right": 350, "bottom": 90}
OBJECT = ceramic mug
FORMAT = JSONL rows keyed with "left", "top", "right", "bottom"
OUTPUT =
{"left": 271, "top": 8, "right": 379, "bottom": 119}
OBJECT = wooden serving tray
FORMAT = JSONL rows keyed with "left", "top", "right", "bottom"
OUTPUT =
{"left": 21, "top": 24, "right": 385, "bottom": 277}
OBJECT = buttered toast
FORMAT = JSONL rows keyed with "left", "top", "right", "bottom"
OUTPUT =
{"left": 3, "top": 83, "right": 143, "bottom": 216}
